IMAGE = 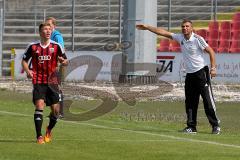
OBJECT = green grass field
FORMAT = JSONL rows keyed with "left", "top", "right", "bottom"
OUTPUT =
{"left": 0, "top": 90, "right": 240, "bottom": 160}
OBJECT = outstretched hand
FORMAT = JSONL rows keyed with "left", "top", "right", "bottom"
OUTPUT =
{"left": 136, "top": 24, "right": 148, "bottom": 30}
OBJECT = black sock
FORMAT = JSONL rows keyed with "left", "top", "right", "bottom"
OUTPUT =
{"left": 34, "top": 109, "right": 43, "bottom": 138}
{"left": 48, "top": 113, "right": 58, "bottom": 130}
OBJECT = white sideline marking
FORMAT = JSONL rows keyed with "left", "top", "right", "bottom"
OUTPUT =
{"left": 0, "top": 111, "right": 30, "bottom": 117}
{"left": 1, "top": 110, "right": 240, "bottom": 149}
{"left": 52, "top": 139, "right": 179, "bottom": 142}
{"left": 69, "top": 121, "right": 240, "bottom": 149}
{"left": 0, "top": 138, "right": 179, "bottom": 143}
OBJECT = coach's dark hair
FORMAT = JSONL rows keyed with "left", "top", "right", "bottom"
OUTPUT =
{"left": 182, "top": 19, "right": 193, "bottom": 25}
{"left": 39, "top": 22, "right": 51, "bottom": 32}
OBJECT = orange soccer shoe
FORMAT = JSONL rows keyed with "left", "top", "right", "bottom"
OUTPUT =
{"left": 44, "top": 128, "right": 52, "bottom": 143}
{"left": 37, "top": 136, "right": 45, "bottom": 144}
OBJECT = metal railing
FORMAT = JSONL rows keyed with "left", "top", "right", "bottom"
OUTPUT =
{"left": 0, "top": 9, "right": 3, "bottom": 76}
{"left": 157, "top": 0, "right": 239, "bottom": 30}
{"left": 1, "top": 0, "right": 240, "bottom": 52}
{"left": 3, "top": 0, "right": 122, "bottom": 51}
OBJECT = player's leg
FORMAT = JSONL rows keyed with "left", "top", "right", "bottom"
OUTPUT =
{"left": 200, "top": 67, "right": 220, "bottom": 134}
{"left": 44, "top": 86, "right": 60, "bottom": 142}
{"left": 183, "top": 73, "right": 200, "bottom": 133}
{"left": 44, "top": 103, "right": 59, "bottom": 142}
{"left": 48, "top": 103, "right": 60, "bottom": 131}
{"left": 35, "top": 100, "right": 45, "bottom": 144}
{"left": 33, "top": 84, "right": 47, "bottom": 144}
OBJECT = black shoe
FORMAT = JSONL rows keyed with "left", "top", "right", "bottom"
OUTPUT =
{"left": 212, "top": 126, "right": 220, "bottom": 134}
{"left": 182, "top": 127, "right": 197, "bottom": 134}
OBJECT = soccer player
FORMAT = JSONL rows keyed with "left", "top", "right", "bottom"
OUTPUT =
{"left": 136, "top": 19, "right": 220, "bottom": 134}
{"left": 45, "top": 17, "right": 65, "bottom": 118}
{"left": 22, "top": 22, "right": 68, "bottom": 144}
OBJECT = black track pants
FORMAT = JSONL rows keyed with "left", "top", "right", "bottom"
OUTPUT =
{"left": 185, "top": 66, "right": 220, "bottom": 128}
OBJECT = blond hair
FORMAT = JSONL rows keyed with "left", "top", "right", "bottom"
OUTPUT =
{"left": 45, "top": 17, "right": 57, "bottom": 26}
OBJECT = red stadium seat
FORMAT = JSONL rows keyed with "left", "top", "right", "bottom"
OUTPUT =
{"left": 218, "top": 40, "right": 230, "bottom": 53}
{"left": 229, "top": 48, "right": 240, "bottom": 53}
{"left": 157, "top": 39, "right": 170, "bottom": 52}
{"left": 231, "top": 30, "right": 240, "bottom": 41}
{"left": 220, "top": 21, "right": 231, "bottom": 31}
{"left": 231, "top": 22, "right": 240, "bottom": 31}
{"left": 219, "top": 30, "right": 231, "bottom": 40}
{"left": 170, "top": 40, "right": 181, "bottom": 52}
{"left": 208, "top": 21, "right": 220, "bottom": 45}
{"left": 208, "top": 30, "right": 219, "bottom": 41}
{"left": 208, "top": 39, "right": 218, "bottom": 52}
{"left": 229, "top": 40, "right": 240, "bottom": 53}
{"left": 208, "top": 21, "right": 219, "bottom": 31}
{"left": 232, "top": 12, "right": 240, "bottom": 22}
{"left": 195, "top": 29, "right": 208, "bottom": 40}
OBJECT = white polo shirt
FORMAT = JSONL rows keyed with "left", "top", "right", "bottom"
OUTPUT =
{"left": 171, "top": 32, "right": 208, "bottom": 73}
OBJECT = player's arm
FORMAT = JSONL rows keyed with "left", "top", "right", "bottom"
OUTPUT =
{"left": 136, "top": 24, "right": 173, "bottom": 39}
{"left": 204, "top": 46, "right": 216, "bottom": 78}
{"left": 57, "top": 44, "right": 68, "bottom": 66}
{"left": 22, "top": 59, "right": 33, "bottom": 79}
{"left": 21, "top": 45, "right": 33, "bottom": 79}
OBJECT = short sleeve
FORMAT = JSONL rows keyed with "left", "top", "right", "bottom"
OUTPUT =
{"left": 22, "top": 44, "right": 32, "bottom": 61}
{"left": 196, "top": 36, "right": 208, "bottom": 50}
{"left": 171, "top": 33, "right": 182, "bottom": 43}
{"left": 57, "top": 44, "right": 67, "bottom": 59}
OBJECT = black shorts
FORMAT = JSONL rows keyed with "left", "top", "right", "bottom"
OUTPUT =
{"left": 33, "top": 84, "right": 60, "bottom": 106}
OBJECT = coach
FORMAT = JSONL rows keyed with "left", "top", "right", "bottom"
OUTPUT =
{"left": 136, "top": 19, "right": 220, "bottom": 134}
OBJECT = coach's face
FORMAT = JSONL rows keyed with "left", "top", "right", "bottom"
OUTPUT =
{"left": 181, "top": 22, "right": 193, "bottom": 37}
{"left": 40, "top": 26, "right": 52, "bottom": 40}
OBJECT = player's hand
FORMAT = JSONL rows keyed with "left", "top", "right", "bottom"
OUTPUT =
{"left": 210, "top": 69, "right": 216, "bottom": 78}
{"left": 26, "top": 70, "right": 33, "bottom": 79}
{"left": 58, "top": 56, "right": 68, "bottom": 66}
{"left": 136, "top": 24, "right": 148, "bottom": 30}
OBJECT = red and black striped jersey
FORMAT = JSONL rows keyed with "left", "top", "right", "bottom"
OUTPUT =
{"left": 22, "top": 40, "right": 67, "bottom": 84}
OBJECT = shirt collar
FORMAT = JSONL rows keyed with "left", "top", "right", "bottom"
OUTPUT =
{"left": 184, "top": 32, "right": 194, "bottom": 42}
{"left": 40, "top": 40, "right": 50, "bottom": 49}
